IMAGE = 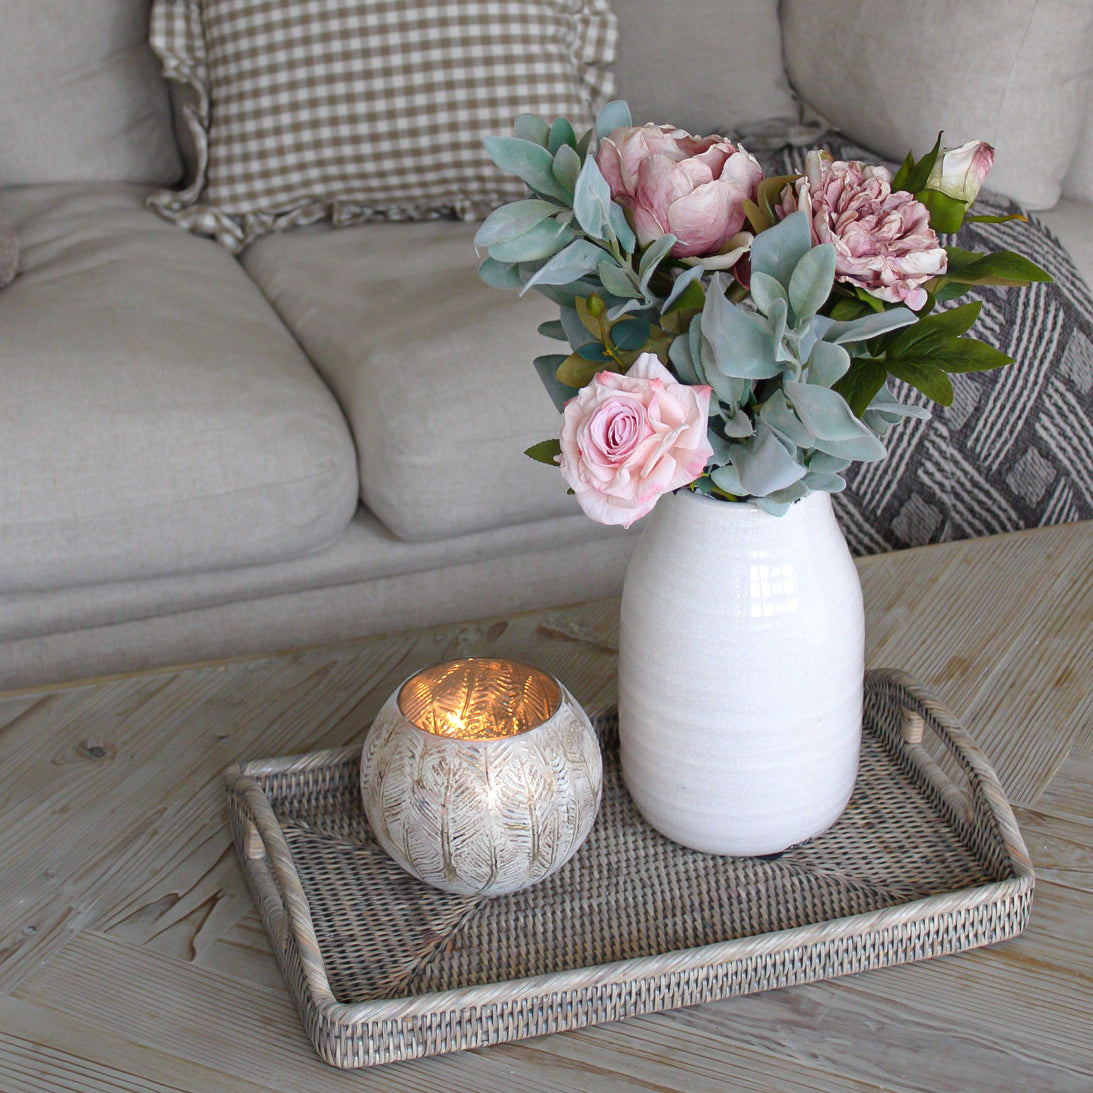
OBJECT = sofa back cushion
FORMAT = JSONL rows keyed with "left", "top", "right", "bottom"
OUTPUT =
{"left": 609, "top": 0, "right": 798, "bottom": 138}
{"left": 781, "top": 0, "right": 1093, "bottom": 210}
{"left": 0, "top": 0, "right": 181, "bottom": 186}
{"left": 1065, "top": 108, "right": 1093, "bottom": 203}
{"left": 147, "top": 0, "right": 617, "bottom": 251}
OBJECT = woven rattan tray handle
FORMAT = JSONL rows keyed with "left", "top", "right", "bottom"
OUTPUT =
{"left": 865, "top": 669, "right": 1033, "bottom": 880}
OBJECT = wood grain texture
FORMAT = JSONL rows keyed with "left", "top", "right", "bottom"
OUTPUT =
{"left": 1, "top": 521, "right": 1090, "bottom": 1091}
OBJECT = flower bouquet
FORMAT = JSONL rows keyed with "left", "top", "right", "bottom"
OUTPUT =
{"left": 475, "top": 101, "right": 1052, "bottom": 527}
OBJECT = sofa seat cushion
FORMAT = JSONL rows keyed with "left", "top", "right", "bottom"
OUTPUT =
{"left": 242, "top": 219, "right": 579, "bottom": 542}
{"left": 0, "top": 184, "right": 359, "bottom": 594}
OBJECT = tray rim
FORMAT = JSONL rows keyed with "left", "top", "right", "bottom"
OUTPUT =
{"left": 224, "top": 668, "right": 1035, "bottom": 1060}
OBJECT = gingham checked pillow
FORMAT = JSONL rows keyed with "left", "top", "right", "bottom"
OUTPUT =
{"left": 147, "top": 0, "right": 617, "bottom": 251}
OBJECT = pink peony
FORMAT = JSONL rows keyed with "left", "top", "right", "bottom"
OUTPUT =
{"left": 779, "top": 150, "right": 947, "bottom": 310}
{"left": 595, "top": 124, "right": 763, "bottom": 269}
{"left": 559, "top": 353, "right": 713, "bottom": 527}
{"left": 926, "top": 139, "right": 995, "bottom": 204}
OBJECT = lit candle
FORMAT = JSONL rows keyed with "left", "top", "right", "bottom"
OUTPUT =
{"left": 361, "top": 658, "right": 602, "bottom": 897}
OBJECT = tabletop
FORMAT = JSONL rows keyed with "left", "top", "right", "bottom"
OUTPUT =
{"left": 0, "top": 519, "right": 1090, "bottom": 1092}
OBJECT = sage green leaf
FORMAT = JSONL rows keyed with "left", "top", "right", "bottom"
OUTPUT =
{"left": 833, "top": 358, "right": 889, "bottom": 418}
{"left": 668, "top": 328, "right": 702, "bottom": 384}
{"left": 750, "top": 210, "right": 811, "bottom": 289}
{"left": 811, "top": 432, "right": 887, "bottom": 462}
{"left": 638, "top": 233, "right": 677, "bottom": 292}
{"left": 788, "top": 242, "right": 836, "bottom": 322}
{"left": 806, "top": 339, "right": 851, "bottom": 388}
{"left": 552, "top": 144, "right": 582, "bottom": 194}
{"left": 749, "top": 270, "right": 789, "bottom": 317}
{"left": 663, "top": 267, "right": 705, "bottom": 313}
{"left": 710, "top": 462, "right": 745, "bottom": 496}
{"left": 597, "top": 260, "right": 640, "bottom": 299}
{"left": 701, "top": 285, "right": 780, "bottom": 379}
{"left": 513, "top": 113, "right": 550, "bottom": 146}
{"left": 483, "top": 136, "right": 571, "bottom": 201}
{"left": 802, "top": 470, "right": 847, "bottom": 493}
{"left": 808, "top": 451, "right": 852, "bottom": 474}
{"left": 475, "top": 199, "right": 560, "bottom": 247}
{"left": 608, "top": 202, "right": 637, "bottom": 254}
{"left": 729, "top": 424, "right": 807, "bottom": 496}
{"left": 822, "top": 306, "right": 917, "bottom": 346}
{"left": 721, "top": 408, "right": 754, "bottom": 438}
{"left": 885, "top": 357, "right": 954, "bottom": 405}
{"left": 548, "top": 117, "right": 578, "bottom": 154}
{"left": 489, "top": 219, "right": 576, "bottom": 263}
{"left": 537, "top": 319, "right": 567, "bottom": 341}
{"left": 478, "top": 256, "right": 524, "bottom": 289}
{"left": 525, "top": 439, "right": 562, "bottom": 465}
{"left": 785, "top": 380, "right": 879, "bottom": 444}
{"left": 760, "top": 389, "right": 814, "bottom": 448}
{"left": 573, "top": 155, "right": 612, "bottom": 239}
{"left": 595, "top": 99, "right": 632, "bottom": 139}
{"left": 533, "top": 354, "right": 577, "bottom": 412}
{"left": 521, "top": 239, "right": 605, "bottom": 293}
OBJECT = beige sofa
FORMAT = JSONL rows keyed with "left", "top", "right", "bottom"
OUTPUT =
{"left": 1, "top": 0, "right": 1091, "bottom": 691}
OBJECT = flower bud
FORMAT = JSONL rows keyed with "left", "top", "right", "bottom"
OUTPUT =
{"left": 926, "top": 140, "right": 995, "bottom": 204}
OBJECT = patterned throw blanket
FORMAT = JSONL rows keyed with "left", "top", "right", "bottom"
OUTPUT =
{"left": 761, "top": 137, "right": 1093, "bottom": 555}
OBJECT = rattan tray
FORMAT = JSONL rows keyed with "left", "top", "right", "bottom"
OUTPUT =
{"left": 224, "top": 668, "right": 1034, "bottom": 1069}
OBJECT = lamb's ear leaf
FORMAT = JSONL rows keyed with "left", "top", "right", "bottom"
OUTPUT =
{"left": 513, "top": 113, "right": 550, "bottom": 146}
{"left": 477, "top": 256, "right": 524, "bottom": 289}
{"left": 750, "top": 210, "right": 811, "bottom": 288}
{"left": 572, "top": 155, "right": 612, "bottom": 240}
{"left": 525, "top": 439, "right": 562, "bottom": 465}
{"left": 595, "top": 100, "right": 632, "bottom": 139}
{"left": 520, "top": 239, "right": 604, "bottom": 294}
{"left": 483, "top": 136, "right": 571, "bottom": 201}
{"left": 475, "top": 200, "right": 561, "bottom": 247}
{"left": 548, "top": 117, "right": 578, "bottom": 155}
{"left": 488, "top": 219, "right": 576, "bottom": 263}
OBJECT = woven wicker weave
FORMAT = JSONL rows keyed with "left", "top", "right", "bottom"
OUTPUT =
{"left": 224, "top": 669, "right": 1034, "bottom": 1069}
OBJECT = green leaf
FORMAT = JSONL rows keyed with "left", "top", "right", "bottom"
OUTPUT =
{"left": 784, "top": 380, "right": 880, "bottom": 445}
{"left": 822, "top": 306, "right": 918, "bottom": 346}
{"left": 477, "top": 256, "right": 524, "bottom": 289}
{"left": 884, "top": 301, "right": 981, "bottom": 356}
{"left": 608, "top": 202, "right": 637, "bottom": 254}
{"left": 890, "top": 150, "right": 916, "bottom": 194}
{"left": 915, "top": 189, "right": 968, "bottom": 234}
{"left": 788, "top": 243, "right": 836, "bottom": 322}
{"left": 597, "top": 259, "right": 641, "bottom": 299}
{"left": 750, "top": 210, "right": 812, "bottom": 289}
{"left": 533, "top": 355, "right": 578, "bottom": 411}
{"left": 638, "top": 233, "right": 677, "bottom": 292}
{"left": 483, "top": 136, "right": 571, "bottom": 202}
{"left": 749, "top": 271, "right": 789, "bottom": 318}
{"left": 513, "top": 113, "right": 550, "bottom": 146}
{"left": 833, "top": 359, "right": 888, "bottom": 418}
{"left": 729, "top": 424, "right": 807, "bottom": 496}
{"left": 611, "top": 317, "right": 651, "bottom": 351}
{"left": 475, "top": 199, "right": 561, "bottom": 247}
{"left": 556, "top": 351, "right": 607, "bottom": 388}
{"left": 926, "top": 339, "right": 1014, "bottom": 373}
{"left": 663, "top": 268, "right": 705, "bottom": 314}
{"left": 807, "top": 339, "right": 851, "bottom": 388}
{"left": 525, "top": 439, "right": 562, "bottom": 465}
{"left": 966, "top": 213, "right": 1029, "bottom": 225}
{"left": 595, "top": 100, "right": 632, "bottom": 139}
{"left": 548, "top": 117, "right": 578, "bottom": 155}
{"left": 827, "top": 295, "right": 874, "bottom": 323}
{"left": 897, "top": 132, "right": 943, "bottom": 195}
{"left": 756, "top": 175, "right": 798, "bottom": 221}
{"left": 940, "top": 247, "right": 1053, "bottom": 286}
{"left": 884, "top": 357, "right": 954, "bottom": 405}
{"left": 488, "top": 219, "right": 576, "bottom": 263}
{"left": 572, "top": 155, "right": 612, "bottom": 240}
{"left": 537, "top": 319, "right": 567, "bottom": 341}
{"left": 521, "top": 239, "right": 605, "bottom": 294}
{"left": 551, "top": 144, "right": 582, "bottom": 194}
{"left": 576, "top": 341, "right": 611, "bottom": 362}
{"left": 700, "top": 284, "right": 780, "bottom": 380}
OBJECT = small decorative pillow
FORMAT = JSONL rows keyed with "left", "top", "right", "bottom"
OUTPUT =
{"left": 147, "top": 0, "right": 617, "bottom": 251}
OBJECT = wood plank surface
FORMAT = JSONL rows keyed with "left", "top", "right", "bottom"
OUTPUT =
{"left": 1, "top": 522, "right": 1090, "bottom": 1091}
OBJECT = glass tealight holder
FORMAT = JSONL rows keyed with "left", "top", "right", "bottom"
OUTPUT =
{"left": 360, "top": 657, "right": 602, "bottom": 897}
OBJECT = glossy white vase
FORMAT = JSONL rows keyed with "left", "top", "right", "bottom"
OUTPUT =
{"left": 618, "top": 489, "right": 863, "bottom": 856}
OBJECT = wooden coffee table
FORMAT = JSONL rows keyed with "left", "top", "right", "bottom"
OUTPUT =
{"left": 1, "top": 521, "right": 1090, "bottom": 1091}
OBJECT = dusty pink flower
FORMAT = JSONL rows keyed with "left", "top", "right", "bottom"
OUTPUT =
{"left": 926, "top": 139, "right": 995, "bottom": 204}
{"left": 780, "top": 149, "right": 947, "bottom": 310}
{"left": 595, "top": 124, "right": 763, "bottom": 269}
{"left": 559, "top": 353, "right": 713, "bottom": 527}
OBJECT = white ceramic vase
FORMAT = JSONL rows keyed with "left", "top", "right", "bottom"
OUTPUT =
{"left": 618, "top": 489, "right": 863, "bottom": 856}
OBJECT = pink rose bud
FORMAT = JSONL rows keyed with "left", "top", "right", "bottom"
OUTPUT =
{"left": 925, "top": 140, "right": 995, "bottom": 204}
{"left": 594, "top": 123, "right": 763, "bottom": 269}
{"left": 558, "top": 353, "right": 713, "bottom": 527}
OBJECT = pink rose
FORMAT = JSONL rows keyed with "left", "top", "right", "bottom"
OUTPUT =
{"left": 780, "top": 150, "right": 947, "bottom": 310}
{"left": 926, "top": 140, "right": 995, "bottom": 204}
{"left": 595, "top": 124, "right": 763, "bottom": 269}
{"left": 559, "top": 353, "right": 713, "bottom": 527}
